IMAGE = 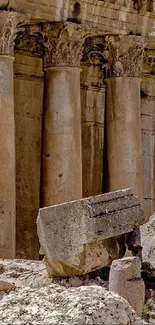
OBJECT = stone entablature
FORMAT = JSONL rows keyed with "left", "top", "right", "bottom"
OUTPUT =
{"left": 1, "top": 1, "right": 155, "bottom": 37}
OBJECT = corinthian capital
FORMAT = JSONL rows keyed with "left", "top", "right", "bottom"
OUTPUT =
{"left": 0, "top": 11, "right": 28, "bottom": 56}
{"left": 40, "top": 22, "right": 91, "bottom": 68}
{"left": 103, "top": 35, "right": 145, "bottom": 78}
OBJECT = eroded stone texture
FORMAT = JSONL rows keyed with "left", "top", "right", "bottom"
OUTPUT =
{"left": 104, "top": 36, "right": 144, "bottom": 204}
{"left": 109, "top": 257, "right": 145, "bottom": 316}
{"left": 0, "top": 11, "right": 26, "bottom": 259}
{"left": 81, "top": 36, "right": 106, "bottom": 197}
{"left": 0, "top": 280, "right": 148, "bottom": 325}
{"left": 141, "top": 211, "right": 155, "bottom": 269}
{"left": 14, "top": 53, "right": 44, "bottom": 259}
{"left": 40, "top": 23, "right": 87, "bottom": 207}
{"left": 141, "top": 39, "right": 155, "bottom": 217}
{"left": 37, "top": 188, "right": 145, "bottom": 277}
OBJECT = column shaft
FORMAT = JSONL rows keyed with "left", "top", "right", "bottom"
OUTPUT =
{"left": 0, "top": 55, "right": 15, "bottom": 258}
{"left": 81, "top": 64, "right": 105, "bottom": 197}
{"left": 105, "top": 77, "right": 143, "bottom": 201}
{"left": 41, "top": 67, "right": 82, "bottom": 206}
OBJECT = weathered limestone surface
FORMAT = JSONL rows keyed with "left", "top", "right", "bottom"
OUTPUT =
{"left": 81, "top": 37, "right": 105, "bottom": 197}
{"left": 0, "top": 260, "right": 148, "bottom": 325}
{"left": 141, "top": 211, "right": 155, "bottom": 269}
{"left": 41, "top": 23, "right": 84, "bottom": 207}
{"left": 104, "top": 36, "right": 144, "bottom": 202}
{"left": 81, "top": 85, "right": 105, "bottom": 197}
{"left": 0, "top": 11, "right": 26, "bottom": 259}
{"left": 105, "top": 77, "right": 143, "bottom": 201}
{"left": 14, "top": 54, "right": 44, "bottom": 259}
{"left": 41, "top": 67, "right": 82, "bottom": 206}
{"left": 0, "top": 54, "right": 15, "bottom": 259}
{"left": 37, "top": 188, "right": 145, "bottom": 277}
{"left": 1, "top": 0, "right": 155, "bottom": 37}
{"left": 141, "top": 40, "right": 155, "bottom": 217}
{"left": 109, "top": 257, "right": 145, "bottom": 316}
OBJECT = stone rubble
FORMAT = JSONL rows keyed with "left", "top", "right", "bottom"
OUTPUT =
{"left": 141, "top": 211, "right": 155, "bottom": 270}
{"left": 0, "top": 278, "right": 148, "bottom": 325}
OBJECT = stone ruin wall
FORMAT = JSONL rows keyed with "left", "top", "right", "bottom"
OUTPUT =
{"left": 0, "top": 0, "right": 155, "bottom": 260}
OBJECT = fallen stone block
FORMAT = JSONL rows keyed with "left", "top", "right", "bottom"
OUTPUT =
{"left": 109, "top": 257, "right": 145, "bottom": 317}
{"left": 37, "top": 188, "right": 145, "bottom": 277}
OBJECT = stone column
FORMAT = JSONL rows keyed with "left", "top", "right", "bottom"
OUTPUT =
{"left": 40, "top": 23, "right": 84, "bottom": 206}
{"left": 104, "top": 36, "right": 144, "bottom": 202}
{"left": 14, "top": 28, "right": 44, "bottom": 259}
{"left": 80, "top": 36, "right": 106, "bottom": 197}
{"left": 141, "top": 39, "right": 155, "bottom": 217}
{"left": 0, "top": 12, "right": 21, "bottom": 258}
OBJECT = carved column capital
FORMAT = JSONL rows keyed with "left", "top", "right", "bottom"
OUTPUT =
{"left": 0, "top": 11, "right": 28, "bottom": 56}
{"left": 40, "top": 22, "right": 89, "bottom": 68}
{"left": 103, "top": 35, "right": 145, "bottom": 78}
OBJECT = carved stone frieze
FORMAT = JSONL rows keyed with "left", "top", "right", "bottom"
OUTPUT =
{"left": 81, "top": 36, "right": 109, "bottom": 67}
{"left": 142, "top": 37, "right": 155, "bottom": 74}
{"left": 0, "top": 11, "right": 27, "bottom": 56}
{"left": 98, "top": 0, "right": 154, "bottom": 11}
{"left": 81, "top": 36, "right": 108, "bottom": 87}
{"left": 39, "top": 22, "right": 89, "bottom": 68}
{"left": 15, "top": 26, "right": 44, "bottom": 57}
{"left": 133, "top": 0, "right": 153, "bottom": 12}
{"left": 144, "top": 54, "right": 155, "bottom": 74}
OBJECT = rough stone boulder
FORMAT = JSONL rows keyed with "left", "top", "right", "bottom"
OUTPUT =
{"left": 37, "top": 188, "right": 145, "bottom": 277}
{"left": 141, "top": 212, "right": 155, "bottom": 269}
{"left": 0, "top": 281, "right": 148, "bottom": 325}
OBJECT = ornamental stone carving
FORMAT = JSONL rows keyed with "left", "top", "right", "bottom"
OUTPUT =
{"left": 15, "top": 26, "right": 44, "bottom": 57}
{"left": 103, "top": 35, "right": 144, "bottom": 78}
{"left": 82, "top": 35, "right": 144, "bottom": 79}
{"left": 144, "top": 53, "right": 155, "bottom": 74}
{"left": 0, "top": 12, "right": 27, "bottom": 56}
{"left": 39, "top": 22, "right": 90, "bottom": 68}
{"left": 81, "top": 36, "right": 109, "bottom": 67}
{"left": 81, "top": 36, "right": 109, "bottom": 87}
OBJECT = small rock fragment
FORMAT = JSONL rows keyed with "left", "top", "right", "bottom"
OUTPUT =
{"left": 109, "top": 257, "right": 145, "bottom": 316}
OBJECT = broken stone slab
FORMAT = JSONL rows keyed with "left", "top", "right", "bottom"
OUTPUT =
{"left": 37, "top": 188, "right": 145, "bottom": 277}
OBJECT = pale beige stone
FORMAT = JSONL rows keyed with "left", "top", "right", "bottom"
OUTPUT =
{"left": 14, "top": 54, "right": 44, "bottom": 259}
{"left": 41, "top": 67, "right": 82, "bottom": 206}
{"left": 0, "top": 0, "right": 154, "bottom": 37}
{"left": 37, "top": 188, "right": 145, "bottom": 277}
{"left": 141, "top": 75, "right": 155, "bottom": 217}
{"left": 81, "top": 87, "right": 105, "bottom": 197}
{"left": 109, "top": 257, "right": 145, "bottom": 317}
{"left": 0, "top": 56, "right": 16, "bottom": 259}
{"left": 105, "top": 77, "right": 143, "bottom": 203}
